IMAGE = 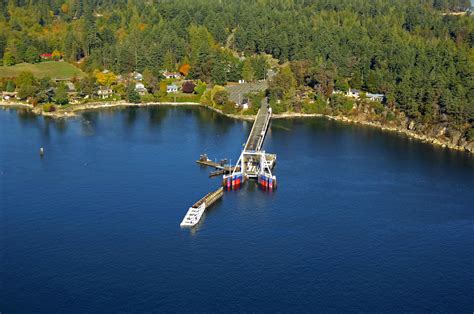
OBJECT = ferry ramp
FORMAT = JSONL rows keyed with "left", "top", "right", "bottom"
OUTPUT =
{"left": 244, "top": 98, "right": 271, "bottom": 151}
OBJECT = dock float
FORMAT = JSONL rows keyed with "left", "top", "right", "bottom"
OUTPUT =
{"left": 180, "top": 187, "right": 224, "bottom": 227}
{"left": 196, "top": 154, "right": 240, "bottom": 174}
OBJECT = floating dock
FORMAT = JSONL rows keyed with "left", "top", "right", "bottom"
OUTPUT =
{"left": 196, "top": 154, "right": 240, "bottom": 175}
{"left": 180, "top": 187, "right": 224, "bottom": 227}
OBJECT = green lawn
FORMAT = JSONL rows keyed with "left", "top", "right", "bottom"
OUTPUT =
{"left": 0, "top": 61, "right": 85, "bottom": 80}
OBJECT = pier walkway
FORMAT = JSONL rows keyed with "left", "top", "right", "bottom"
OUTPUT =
{"left": 244, "top": 98, "right": 272, "bottom": 152}
{"left": 223, "top": 98, "right": 277, "bottom": 189}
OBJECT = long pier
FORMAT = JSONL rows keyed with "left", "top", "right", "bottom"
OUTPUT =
{"left": 244, "top": 98, "right": 272, "bottom": 152}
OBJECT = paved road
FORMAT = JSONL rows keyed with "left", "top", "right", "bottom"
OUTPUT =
{"left": 225, "top": 81, "right": 268, "bottom": 104}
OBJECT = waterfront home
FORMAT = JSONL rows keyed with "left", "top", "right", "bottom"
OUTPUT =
{"left": 366, "top": 92, "right": 385, "bottom": 102}
{"left": 167, "top": 84, "right": 179, "bottom": 93}
{"left": 135, "top": 83, "right": 147, "bottom": 95}
{"left": 97, "top": 86, "right": 113, "bottom": 99}
{"left": 2, "top": 91, "right": 18, "bottom": 101}
{"left": 163, "top": 71, "right": 182, "bottom": 79}
{"left": 333, "top": 89, "right": 385, "bottom": 103}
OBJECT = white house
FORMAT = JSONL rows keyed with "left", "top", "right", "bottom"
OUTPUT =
{"left": 166, "top": 84, "right": 179, "bottom": 93}
{"left": 333, "top": 89, "right": 385, "bottom": 103}
{"left": 135, "top": 83, "right": 147, "bottom": 95}
{"left": 132, "top": 71, "right": 143, "bottom": 81}
{"left": 163, "top": 72, "right": 182, "bottom": 79}
{"left": 98, "top": 87, "right": 113, "bottom": 99}
{"left": 347, "top": 89, "right": 361, "bottom": 99}
{"left": 366, "top": 93, "right": 385, "bottom": 102}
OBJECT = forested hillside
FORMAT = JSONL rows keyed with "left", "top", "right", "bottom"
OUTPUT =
{"left": 0, "top": 0, "right": 473, "bottom": 137}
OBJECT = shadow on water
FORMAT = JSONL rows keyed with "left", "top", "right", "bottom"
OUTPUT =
{"left": 123, "top": 107, "right": 138, "bottom": 126}
{"left": 17, "top": 109, "right": 38, "bottom": 125}
{"left": 193, "top": 106, "right": 238, "bottom": 135}
{"left": 148, "top": 106, "right": 169, "bottom": 128}
{"left": 47, "top": 117, "right": 68, "bottom": 134}
{"left": 80, "top": 111, "right": 100, "bottom": 136}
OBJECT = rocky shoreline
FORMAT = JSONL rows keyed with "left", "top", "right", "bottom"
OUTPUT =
{"left": 1, "top": 100, "right": 473, "bottom": 153}
{"left": 272, "top": 112, "right": 474, "bottom": 153}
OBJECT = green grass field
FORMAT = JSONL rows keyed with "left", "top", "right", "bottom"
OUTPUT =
{"left": 0, "top": 61, "right": 85, "bottom": 80}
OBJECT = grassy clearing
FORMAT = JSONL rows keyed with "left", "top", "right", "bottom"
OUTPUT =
{"left": 0, "top": 62, "right": 85, "bottom": 80}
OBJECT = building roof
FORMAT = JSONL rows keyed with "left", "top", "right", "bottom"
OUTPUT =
{"left": 163, "top": 72, "right": 181, "bottom": 76}
{"left": 367, "top": 92, "right": 385, "bottom": 97}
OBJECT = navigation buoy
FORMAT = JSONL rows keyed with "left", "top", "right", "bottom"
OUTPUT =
{"left": 39, "top": 147, "right": 44, "bottom": 156}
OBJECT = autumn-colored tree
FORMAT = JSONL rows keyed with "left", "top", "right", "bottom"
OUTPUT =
{"left": 52, "top": 50, "right": 62, "bottom": 61}
{"left": 61, "top": 3, "right": 69, "bottom": 14}
{"left": 182, "top": 81, "right": 196, "bottom": 93}
{"left": 95, "top": 71, "right": 117, "bottom": 87}
{"left": 179, "top": 63, "right": 190, "bottom": 77}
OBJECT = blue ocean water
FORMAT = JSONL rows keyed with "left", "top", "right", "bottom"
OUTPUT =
{"left": 1, "top": 106, "right": 473, "bottom": 312}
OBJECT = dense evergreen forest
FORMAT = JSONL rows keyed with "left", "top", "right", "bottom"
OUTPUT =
{"left": 0, "top": 0, "right": 473, "bottom": 136}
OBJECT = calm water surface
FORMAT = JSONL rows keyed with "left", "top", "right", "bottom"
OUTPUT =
{"left": 1, "top": 106, "right": 473, "bottom": 312}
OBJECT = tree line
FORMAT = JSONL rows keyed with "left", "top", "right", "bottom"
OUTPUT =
{"left": 0, "top": 0, "right": 473, "bottom": 130}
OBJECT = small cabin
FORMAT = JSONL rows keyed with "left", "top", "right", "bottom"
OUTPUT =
{"left": 347, "top": 89, "right": 361, "bottom": 99}
{"left": 132, "top": 71, "right": 143, "bottom": 81}
{"left": 135, "top": 83, "right": 147, "bottom": 95}
{"left": 166, "top": 84, "right": 179, "bottom": 93}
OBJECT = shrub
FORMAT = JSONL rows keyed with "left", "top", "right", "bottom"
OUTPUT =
{"left": 213, "top": 89, "right": 230, "bottom": 106}
{"left": 369, "top": 100, "right": 384, "bottom": 115}
{"left": 467, "top": 128, "right": 474, "bottom": 141}
{"left": 43, "top": 103, "right": 56, "bottom": 112}
{"left": 270, "top": 99, "right": 286, "bottom": 114}
{"left": 330, "top": 94, "right": 354, "bottom": 113}
{"left": 182, "top": 81, "right": 196, "bottom": 93}
{"left": 126, "top": 84, "right": 141, "bottom": 103}
{"left": 386, "top": 111, "right": 396, "bottom": 121}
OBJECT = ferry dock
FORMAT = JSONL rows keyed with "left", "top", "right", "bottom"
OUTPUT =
{"left": 223, "top": 98, "right": 277, "bottom": 189}
{"left": 181, "top": 98, "right": 277, "bottom": 227}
